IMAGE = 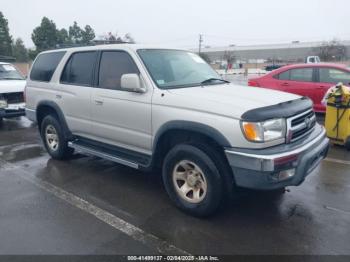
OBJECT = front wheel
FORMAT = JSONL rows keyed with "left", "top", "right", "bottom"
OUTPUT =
{"left": 345, "top": 137, "right": 350, "bottom": 151}
{"left": 41, "top": 115, "right": 74, "bottom": 160}
{"left": 162, "top": 144, "right": 223, "bottom": 217}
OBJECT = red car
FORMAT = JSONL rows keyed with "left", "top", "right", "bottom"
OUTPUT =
{"left": 248, "top": 63, "right": 350, "bottom": 113}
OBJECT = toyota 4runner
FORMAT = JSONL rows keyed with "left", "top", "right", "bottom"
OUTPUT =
{"left": 25, "top": 45, "right": 329, "bottom": 216}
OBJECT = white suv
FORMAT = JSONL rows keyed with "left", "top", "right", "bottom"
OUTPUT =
{"left": 25, "top": 45, "right": 329, "bottom": 216}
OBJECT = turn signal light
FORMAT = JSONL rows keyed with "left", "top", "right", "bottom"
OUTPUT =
{"left": 242, "top": 122, "right": 260, "bottom": 141}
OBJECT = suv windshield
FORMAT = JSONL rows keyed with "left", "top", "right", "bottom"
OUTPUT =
{"left": 0, "top": 64, "right": 25, "bottom": 80}
{"left": 138, "top": 49, "right": 225, "bottom": 89}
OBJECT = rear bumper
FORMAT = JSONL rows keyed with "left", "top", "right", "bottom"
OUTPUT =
{"left": 225, "top": 126, "right": 329, "bottom": 190}
{"left": 0, "top": 103, "right": 26, "bottom": 118}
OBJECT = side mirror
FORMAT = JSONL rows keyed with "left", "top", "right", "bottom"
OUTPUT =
{"left": 120, "top": 74, "right": 145, "bottom": 93}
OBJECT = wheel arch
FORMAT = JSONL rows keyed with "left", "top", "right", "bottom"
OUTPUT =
{"left": 152, "top": 121, "right": 235, "bottom": 197}
{"left": 36, "top": 100, "right": 72, "bottom": 139}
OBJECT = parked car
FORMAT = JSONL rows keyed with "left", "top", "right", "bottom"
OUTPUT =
{"left": 265, "top": 64, "right": 284, "bottom": 71}
{"left": 25, "top": 45, "right": 329, "bottom": 216}
{"left": 0, "top": 62, "right": 26, "bottom": 121}
{"left": 248, "top": 63, "right": 350, "bottom": 113}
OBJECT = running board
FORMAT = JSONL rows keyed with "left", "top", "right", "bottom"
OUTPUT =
{"left": 68, "top": 141, "right": 140, "bottom": 169}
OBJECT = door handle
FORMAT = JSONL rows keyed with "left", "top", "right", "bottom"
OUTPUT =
{"left": 281, "top": 83, "right": 289, "bottom": 86}
{"left": 94, "top": 100, "right": 103, "bottom": 105}
{"left": 56, "top": 94, "right": 62, "bottom": 99}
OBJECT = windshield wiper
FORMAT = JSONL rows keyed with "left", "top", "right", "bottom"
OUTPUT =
{"left": 200, "top": 78, "right": 230, "bottom": 85}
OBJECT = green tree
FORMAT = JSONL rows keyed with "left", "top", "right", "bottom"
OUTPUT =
{"left": 57, "top": 28, "right": 71, "bottom": 46}
{"left": 12, "top": 38, "right": 28, "bottom": 62}
{"left": 0, "top": 11, "right": 13, "bottom": 56}
{"left": 69, "top": 21, "right": 83, "bottom": 44}
{"left": 69, "top": 22, "right": 95, "bottom": 44}
{"left": 81, "top": 25, "right": 95, "bottom": 44}
{"left": 31, "top": 17, "right": 59, "bottom": 52}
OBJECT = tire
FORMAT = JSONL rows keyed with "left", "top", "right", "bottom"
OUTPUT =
{"left": 346, "top": 137, "right": 350, "bottom": 151}
{"left": 162, "top": 144, "right": 223, "bottom": 217}
{"left": 40, "top": 114, "right": 74, "bottom": 160}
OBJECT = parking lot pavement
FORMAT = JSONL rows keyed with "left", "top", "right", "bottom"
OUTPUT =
{"left": 0, "top": 117, "right": 350, "bottom": 255}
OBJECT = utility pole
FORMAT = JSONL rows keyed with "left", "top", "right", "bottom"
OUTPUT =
{"left": 198, "top": 34, "right": 203, "bottom": 54}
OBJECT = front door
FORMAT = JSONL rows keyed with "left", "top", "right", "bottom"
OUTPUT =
{"left": 91, "top": 50, "right": 153, "bottom": 155}
{"left": 277, "top": 67, "right": 320, "bottom": 110}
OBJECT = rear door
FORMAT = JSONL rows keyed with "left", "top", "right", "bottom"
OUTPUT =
{"left": 275, "top": 67, "right": 320, "bottom": 108}
{"left": 58, "top": 51, "right": 98, "bottom": 137}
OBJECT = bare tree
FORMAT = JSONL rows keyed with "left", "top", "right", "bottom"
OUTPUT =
{"left": 314, "top": 39, "right": 347, "bottom": 61}
{"left": 198, "top": 52, "right": 211, "bottom": 63}
{"left": 223, "top": 50, "right": 235, "bottom": 64}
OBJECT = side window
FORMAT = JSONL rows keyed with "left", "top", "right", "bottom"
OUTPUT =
{"left": 30, "top": 51, "right": 66, "bottom": 82}
{"left": 98, "top": 51, "right": 139, "bottom": 90}
{"left": 276, "top": 70, "right": 290, "bottom": 80}
{"left": 319, "top": 68, "right": 350, "bottom": 84}
{"left": 289, "top": 68, "right": 313, "bottom": 82}
{"left": 60, "top": 51, "right": 97, "bottom": 86}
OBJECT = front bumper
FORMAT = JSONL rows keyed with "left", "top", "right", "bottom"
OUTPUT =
{"left": 0, "top": 103, "right": 26, "bottom": 118}
{"left": 225, "top": 125, "right": 329, "bottom": 190}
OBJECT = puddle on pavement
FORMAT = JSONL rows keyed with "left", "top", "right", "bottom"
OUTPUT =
{"left": 0, "top": 143, "right": 46, "bottom": 162}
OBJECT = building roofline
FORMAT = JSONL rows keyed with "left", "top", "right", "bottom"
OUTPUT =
{"left": 195, "top": 40, "right": 350, "bottom": 53}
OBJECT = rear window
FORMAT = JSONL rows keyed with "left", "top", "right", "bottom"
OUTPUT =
{"left": 290, "top": 68, "right": 313, "bottom": 82}
{"left": 60, "top": 51, "right": 97, "bottom": 86}
{"left": 30, "top": 51, "right": 66, "bottom": 82}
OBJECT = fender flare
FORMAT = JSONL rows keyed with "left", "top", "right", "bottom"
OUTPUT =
{"left": 36, "top": 100, "right": 72, "bottom": 139}
{"left": 153, "top": 120, "right": 231, "bottom": 152}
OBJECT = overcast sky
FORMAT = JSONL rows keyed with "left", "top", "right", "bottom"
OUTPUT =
{"left": 1, "top": 0, "right": 349, "bottom": 48}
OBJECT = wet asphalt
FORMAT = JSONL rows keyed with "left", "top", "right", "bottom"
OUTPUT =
{"left": 0, "top": 116, "right": 349, "bottom": 256}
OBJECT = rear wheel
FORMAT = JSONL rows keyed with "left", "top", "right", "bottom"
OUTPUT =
{"left": 162, "top": 144, "right": 223, "bottom": 217}
{"left": 41, "top": 115, "right": 74, "bottom": 160}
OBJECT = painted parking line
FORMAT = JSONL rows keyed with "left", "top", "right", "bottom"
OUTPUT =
{"left": 0, "top": 160, "right": 190, "bottom": 255}
{"left": 324, "top": 205, "right": 350, "bottom": 215}
{"left": 324, "top": 157, "right": 350, "bottom": 166}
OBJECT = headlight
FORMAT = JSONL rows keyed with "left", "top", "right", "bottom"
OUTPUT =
{"left": 0, "top": 100, "right": 7, "bottom": 109}
{"left": 241, "top": 118, "right": 286, "bottom": 142}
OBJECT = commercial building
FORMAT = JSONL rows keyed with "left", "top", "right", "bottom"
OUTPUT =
{"left": 199, "top": 40, "right": 350, "bottom": 64}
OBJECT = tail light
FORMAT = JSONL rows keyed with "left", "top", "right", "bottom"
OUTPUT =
{"left": 248, "top": 80, "right": 260, "bottom": 87}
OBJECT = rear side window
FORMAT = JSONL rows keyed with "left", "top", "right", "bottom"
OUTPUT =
{"left": 276, "top": 70, "right": 290, "bottom": 80}
{"left": 98, "top": 51, "right": 139, "bottom": 90}
{"left": 289, "top": 68, "right": 313, "bottom": 82}
{"left": 61, "top": 51, "right": 97, "bottom": 86}
{"left": 30, "top": 51, "right": 66, "bottom": 82}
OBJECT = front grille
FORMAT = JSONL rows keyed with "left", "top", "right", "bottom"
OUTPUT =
{"left": 0, "top": 92, "right": 24, "bottom": 104}
{"left": 287, "top": 109, "right": 316, "bottom": 142}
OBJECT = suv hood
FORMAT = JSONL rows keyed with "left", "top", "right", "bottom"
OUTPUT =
{"left": 167, "top": 83, "right": 301, "bottom": 119}
{"left": 0, "top": 80, "right": 26, "bottom": 94}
